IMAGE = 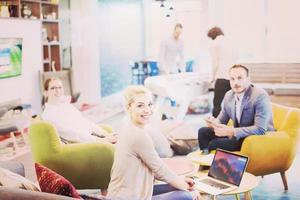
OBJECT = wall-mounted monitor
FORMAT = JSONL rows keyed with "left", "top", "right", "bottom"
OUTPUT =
{"left": 0, "top": 38, "right": 22, "bottom": 79}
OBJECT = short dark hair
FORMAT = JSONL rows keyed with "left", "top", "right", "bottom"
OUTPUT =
{"left": 229, "top": 65, "right": 249, "bottom": 76}
{"left": 174, "top": 23, "right": 183, "bottom": 30}
{"left": 207, "top": 27, "right": 224, "bottom": 40}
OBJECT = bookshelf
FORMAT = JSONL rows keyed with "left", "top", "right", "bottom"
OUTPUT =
{"left": 0, "top": 0, "right": 61, "bottom": 71}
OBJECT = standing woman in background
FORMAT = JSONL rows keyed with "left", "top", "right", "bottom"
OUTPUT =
{"left": 107, "top": 85, "right": 200, "bottom": 200}
{"left": 208, "top": 27, "right": 237, "bottom": 117}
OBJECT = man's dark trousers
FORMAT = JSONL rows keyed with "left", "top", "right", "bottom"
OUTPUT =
{"left": 198, "top": 127, "right": 244, "bottom": 151}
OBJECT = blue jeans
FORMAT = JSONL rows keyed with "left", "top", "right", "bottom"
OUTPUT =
{"left": 152, "top": 184, "right": 192, "bottom": 200}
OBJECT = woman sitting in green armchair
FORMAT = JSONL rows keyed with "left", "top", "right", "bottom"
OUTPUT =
{"left": 41, "top": 77, "right": 117, "bottom": 144}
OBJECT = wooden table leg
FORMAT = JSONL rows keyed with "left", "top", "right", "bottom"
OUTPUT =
{"left": 212, "top": 195, "right": 217, "bottom": 200}
{"left": 235, "top": 194, "right": 240, "bottom": 200}
{"left": 244, "top": 191, "right": 252, "bottom": 200}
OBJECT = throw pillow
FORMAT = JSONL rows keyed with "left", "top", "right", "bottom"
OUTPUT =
{"left": 0, "top": 167, "right": 40, "bottom": 191}
{"left": 35, "top": 163, "right": 81, "bottom": 199}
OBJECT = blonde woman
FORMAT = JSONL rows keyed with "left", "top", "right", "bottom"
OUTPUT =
{"left": 42, "top": 77, "right": 117, "bottom": 143}
{"left": 107, "top": 85, "right": 200, "bottom": 200}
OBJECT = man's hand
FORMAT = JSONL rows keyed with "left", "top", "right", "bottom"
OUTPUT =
{"left": 212, "top": 123, "right": 235, "bottom": 138}
{"left": 204, "top": 116, "right": 220, "bottom": 128}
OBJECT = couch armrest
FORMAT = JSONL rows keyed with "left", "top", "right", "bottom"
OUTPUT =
{"left": 0, "top": 107, "right": 8, "bottom": 118}
{"left": 0, "top": 161, "right": 25, "bottom": 177}
{"left": 240, "top": 131, "right": 294, "bottom": 175}
{"left": 0, "top": 187, "right": 75, "bottom": 200}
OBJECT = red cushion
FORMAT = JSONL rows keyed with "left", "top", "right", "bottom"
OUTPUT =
{"left": 35, "top": 163, "right": 81, "bottom": 199}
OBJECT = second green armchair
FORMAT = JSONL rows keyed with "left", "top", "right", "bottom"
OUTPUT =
{"left": 28, "top": 121, "right": 115, "bottom": 190}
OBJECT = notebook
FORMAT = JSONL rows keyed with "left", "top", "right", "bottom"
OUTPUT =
{"left": 194, "top": 149, "right": 249, "bottom": 195}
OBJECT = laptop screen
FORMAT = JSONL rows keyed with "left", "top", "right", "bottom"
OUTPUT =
{"left": 208, "top": 149, "right": 249, "bottom": 186}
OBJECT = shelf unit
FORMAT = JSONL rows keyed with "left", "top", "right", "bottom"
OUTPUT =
{"left": 1, "top": 0, "right": 61, "bottom": 71}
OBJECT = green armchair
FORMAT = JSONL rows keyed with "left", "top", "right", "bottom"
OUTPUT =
{"left": 28, "top": 121, "right": 114, "bottom": 190}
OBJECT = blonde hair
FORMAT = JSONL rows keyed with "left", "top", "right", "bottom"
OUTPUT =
{"left": 124, "top": 85, "right": 151, "bottom": 109}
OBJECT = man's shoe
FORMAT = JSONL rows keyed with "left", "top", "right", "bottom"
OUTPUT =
{"left": 161, "top": 113, "right": 168, "bottom": 120}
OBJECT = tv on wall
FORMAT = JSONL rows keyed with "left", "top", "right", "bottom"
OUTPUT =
{"left": 0, "top": 38, "right": 22, "bottom": 79}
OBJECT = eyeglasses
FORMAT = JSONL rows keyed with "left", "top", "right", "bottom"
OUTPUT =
{"left": 49, "top": 86, "right": 62, "bottom": 90}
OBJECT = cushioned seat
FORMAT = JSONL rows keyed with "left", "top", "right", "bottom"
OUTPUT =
{"left": 239, "top": 103, "right": 300, "bottom": 190}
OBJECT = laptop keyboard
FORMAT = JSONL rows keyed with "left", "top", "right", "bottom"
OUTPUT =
{"left": 201, "top": 178, "right": 230, "bottom": 190}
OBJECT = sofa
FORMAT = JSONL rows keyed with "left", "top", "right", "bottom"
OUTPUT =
{"left": 0, "top": 187, "right": 75, "bottom": 200}
{"left": 0, "top": 99, "right": 31, "bottom": 152}
{"left": 0, "top": 161, "right": 75, "bottom": 200}
{"left": 242, "top": 63, "right": 300, "bottom": 107}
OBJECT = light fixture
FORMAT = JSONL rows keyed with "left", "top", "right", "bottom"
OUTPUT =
{"left": 156, "top": 0, "right": 165, "bottom": 8}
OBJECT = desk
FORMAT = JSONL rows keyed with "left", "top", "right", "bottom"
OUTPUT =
{"left": 187, "top": 150, "right": 215, "bottom": 170}
{"left": 162, "top": 157, "right": 197, "bottom": 176}
{"left": 145, "top": 72, "right": 209, "bottom": 121}
{"left": 155, "top": 157, "right": 197, "bottom": 185}
{"left": 196, "top": 171, "right": 260, "bottom": 200}
{"left": 187, "top": 150, "right": 260, "bottom": 200}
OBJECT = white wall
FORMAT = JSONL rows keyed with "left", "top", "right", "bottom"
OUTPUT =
{"left": 146, "top": 0, "right": 300, "bottom": 66}
{"left": 70, "top": 0, "right": 101, "bottom": 103}
{"left": 67, "top": 0, "right": 300, "bottom": 102}
{"left": 145, "top": 0, "right": 212, "bottom": 74}
{"left": 0, "top": 19, "right": 43, "bottom": 114}
{"left": 222, "top": 0, "right": 300, "bottom": 62}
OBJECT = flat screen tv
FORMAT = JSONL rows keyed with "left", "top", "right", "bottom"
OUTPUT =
{"left": 0, "top": 38, "right": 22, "bottom": 79}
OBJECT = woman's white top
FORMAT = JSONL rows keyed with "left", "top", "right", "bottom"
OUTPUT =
{"left": 42, "top": 102, "right": 105, "bottom": 142}
{"left": 107, "top": 120, "right": 178, "bottom": 200}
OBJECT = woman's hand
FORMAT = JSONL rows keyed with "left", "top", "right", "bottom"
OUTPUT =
{"left": 185, "top": 177, "right": 201, "bottom": 199}
{"left": 184, "top": 177, "right": 195, "bottom": 190}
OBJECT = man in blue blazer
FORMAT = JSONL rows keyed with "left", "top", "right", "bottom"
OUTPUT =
{"left": 198, "top": 64, "right": 275, "bottom": 152}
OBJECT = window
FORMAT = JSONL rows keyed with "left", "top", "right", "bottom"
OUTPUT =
{"left": 98, "top": 0, "right": 144, "bottom": 97}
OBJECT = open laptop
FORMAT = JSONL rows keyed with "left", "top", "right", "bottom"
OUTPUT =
{"left": 194, "top": 149, "right": 249, "bottom": 195}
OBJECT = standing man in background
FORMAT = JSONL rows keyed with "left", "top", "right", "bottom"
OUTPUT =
{"left": 159, "top": 23, "right": 185, "bottom": 74}
{"left": 208, "top": 27, "right": 237, "bottom": 117}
